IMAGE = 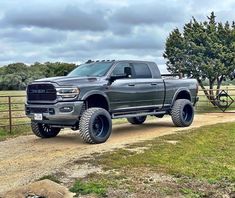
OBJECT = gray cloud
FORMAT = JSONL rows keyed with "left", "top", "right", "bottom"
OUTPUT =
{"left": 109, "top": 23, "right": 133, "bottom": 35}
{"left": 98, "top": 34, "right": 164, "bottom": 50}
{"left": 0, "top": 0, "right": 234, "bottom": 67}
{"left": 50, "top": 26, "right": 166, "bottom": 61}
{"left": 2, "top": 4, "right": 108, "bottom": 31}
{"left": 0, "top": 28, "right": 66, "bottom": 44}
{"left": 111, "top": 1, "right": 186, "bottom": 25}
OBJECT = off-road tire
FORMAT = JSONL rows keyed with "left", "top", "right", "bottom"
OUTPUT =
{"left": 171, "top": 99, "right": 194, "bottom": 127}
{"left": 127, "top": 116, "right": 147, "bottom": 125}
{"left": 31, "top": 121, "right": 61, "bottom": 138}
{"left": 79, "top": 108, "right": 112, "bottom": 144}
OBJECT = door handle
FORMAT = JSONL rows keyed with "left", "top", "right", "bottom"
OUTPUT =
{"left": 151, "top": 83, "right": 157, "bottom": 86}
{"left": 128, "top": 84, "right": 135, "bottom": 86}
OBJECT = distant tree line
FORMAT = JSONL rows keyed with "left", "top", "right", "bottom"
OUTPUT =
{"left": 0, "top": 62, "right": 76, "bottom": 90}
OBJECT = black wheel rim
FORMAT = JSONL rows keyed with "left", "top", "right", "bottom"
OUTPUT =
{"left": 182, "top": 104, "right": 193, "bottom": 122}
{"left": 136, "top": 116, "right": 144, "bottom": 122}
{"left": 42, "top": 124, "right": 52, "bottom": 133}
{"left": 92, "top": 115, "right": 109, "bottom": 138}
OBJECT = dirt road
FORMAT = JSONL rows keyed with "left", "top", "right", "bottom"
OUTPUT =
{"left": 0, "top": 113, "right": 234, "bottom": 194}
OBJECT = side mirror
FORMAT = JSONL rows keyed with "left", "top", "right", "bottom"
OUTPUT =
{"left": 109, "top": 67, "right": 132, "bottom": 83}
{"left": 110, "top": 74, "right": 127, "bottom": 82}
{"left": 124, "top": 67, "right": 132, "bottom": 77}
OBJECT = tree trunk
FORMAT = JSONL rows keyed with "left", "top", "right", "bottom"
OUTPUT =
{"left": 216, "top": 75, "right": 224, "bottom": 96}
{"left": 209, "top": 78, "right": 217, "bottom": 106}
{"left": 197, "top": 78, "right": 217, "bottom": 106}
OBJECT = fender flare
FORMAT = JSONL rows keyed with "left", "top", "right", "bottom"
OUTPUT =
{"left": 81, "top": 90, "right": 110, "bottom": 111}
{"left": 171, "top": 88, "right": 192, "bottom": 106}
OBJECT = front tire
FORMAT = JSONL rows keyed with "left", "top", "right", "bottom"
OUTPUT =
{"left": 171, "top": 99, "right": 194, "bottom": 127}
{"left": 31, "top": 121, "right": 61, "bottom": 138}
{"left": 127, "top": 116, "right": 147, "bottom": 125}
{"left": 79, "top": 108, "right": 112, "bottom": 144}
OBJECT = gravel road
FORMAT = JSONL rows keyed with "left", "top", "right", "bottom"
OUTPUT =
{"left": 0, "top": 113, "right": 234, "bottom": 194}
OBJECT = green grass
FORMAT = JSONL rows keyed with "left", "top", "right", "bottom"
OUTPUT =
{"left": 69, "top": 172, "right": 128, "bottom": 197}
{"left": 98, "top": 122, "right": 235, "bottom": 182}
{"left": 67, "top": 122, "right": 235, "bottom": 197}
{"left": 180, "top": 188, "right": 203, "bottom": 198}
{"left": 0, "top": 125, "right": 31, "bottom": 141}
{"left": 70, "top": 180, "right": 108, "bottom": 197}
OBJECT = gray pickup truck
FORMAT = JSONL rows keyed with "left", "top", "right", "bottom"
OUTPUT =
{"left": 25, "top": 60, "right": 198, "bottom": 144}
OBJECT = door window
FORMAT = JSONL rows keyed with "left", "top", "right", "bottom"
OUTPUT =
{"left": 111, "top": 63, "right": 130, "bottom": 76}
{"left": 132, "top": 63, "right": 152, "bottom": 78}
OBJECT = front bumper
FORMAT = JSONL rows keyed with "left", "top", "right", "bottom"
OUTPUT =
{"left": 25, "top": 101, "right": 84, "bottom": 126}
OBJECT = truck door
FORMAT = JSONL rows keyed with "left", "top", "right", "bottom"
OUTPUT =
{"left": 131, "top": 62, "right": 165, "bottom": 108}
{"left": 106, "top": 62, "right": 137, "bottom": 110}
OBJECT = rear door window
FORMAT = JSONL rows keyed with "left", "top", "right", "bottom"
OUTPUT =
{"left": 132, "top": 63, "right": 152, "bottom": 78}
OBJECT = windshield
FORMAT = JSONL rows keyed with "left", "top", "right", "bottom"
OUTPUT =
{"left": 68, "top": 62, "right": 114, "bottom": 77}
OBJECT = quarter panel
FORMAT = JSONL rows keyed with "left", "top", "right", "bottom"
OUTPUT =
{"left": 164, "top": 79, "right": 198, "bottom": 105}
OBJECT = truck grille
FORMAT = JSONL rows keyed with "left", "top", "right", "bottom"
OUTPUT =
{"left": 27, "top": 84, "right": 56, "bottom": 102}
{"left": 29, "top": 107, "right": 49, "bottom": 113}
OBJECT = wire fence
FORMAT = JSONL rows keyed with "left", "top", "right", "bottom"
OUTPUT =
{"left": 0, "top": 87, "right": 235, "bottom": 133}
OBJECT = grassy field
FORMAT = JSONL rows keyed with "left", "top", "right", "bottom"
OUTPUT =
{"left": 66, "top": 122, "right": 235, "bottom": 197}
{"left": 0, "top": 90, "right": 25, "bottom": 96}
{"left": 0, "top": 91, "right": 26, "bottom": 112}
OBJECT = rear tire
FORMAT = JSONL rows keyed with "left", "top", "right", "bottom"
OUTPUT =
{"left": 171, "top": 99, "right": 194, "bottom": 127}
{"left": 79, "top": 108, "right": 112, "bottom": 144}
{"left": 127, "top": 116, "right": 147, "bottom": 125}
{"left": 31, "top": 121, "right": 61, "bottom": 138}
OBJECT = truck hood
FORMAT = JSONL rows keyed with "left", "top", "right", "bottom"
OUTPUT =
{"left": 34, "top": 76, "right": 103, "bottom": 86}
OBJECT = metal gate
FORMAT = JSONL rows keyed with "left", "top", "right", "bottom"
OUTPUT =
{"left": 195, "top": 87, "right": 235, "bottom": 113}
{"left": 0, "top": 95, "right": 30, "bottom": 134}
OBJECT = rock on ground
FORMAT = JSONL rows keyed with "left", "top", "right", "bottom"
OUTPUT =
{"left": 2, "top": 179, "right": 75, "bottom": 198}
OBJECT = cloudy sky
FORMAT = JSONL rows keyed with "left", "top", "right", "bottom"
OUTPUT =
{"left": 0, "top": 0, "right": 234, "bottom": 71}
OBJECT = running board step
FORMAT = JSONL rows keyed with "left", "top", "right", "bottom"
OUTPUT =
{"left": 112, "top": 111, "right": 167, "bottom": 119}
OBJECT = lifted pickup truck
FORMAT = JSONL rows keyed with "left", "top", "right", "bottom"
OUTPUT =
{"left": 25, "top": 60, "right": 198, "bottom": 144}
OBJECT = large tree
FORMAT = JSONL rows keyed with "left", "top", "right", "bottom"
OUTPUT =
{"left": 164, "top": 12, "right": 235, "bottom": 104}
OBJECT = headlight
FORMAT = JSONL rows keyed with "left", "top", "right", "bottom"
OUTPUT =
{"left": 56, "top": 87, "right": 80, "bottom": 99}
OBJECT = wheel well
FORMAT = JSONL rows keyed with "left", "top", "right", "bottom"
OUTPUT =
{"left": 175, "top": 91, "right": 191, "bottom": 101}
{"left": 85, "top": 94, "right": 109, "bottom": 111}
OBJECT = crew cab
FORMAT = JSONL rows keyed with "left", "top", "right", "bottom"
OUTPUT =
{"left": 25, "top": 60, "right": 198, "bottom": 144}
